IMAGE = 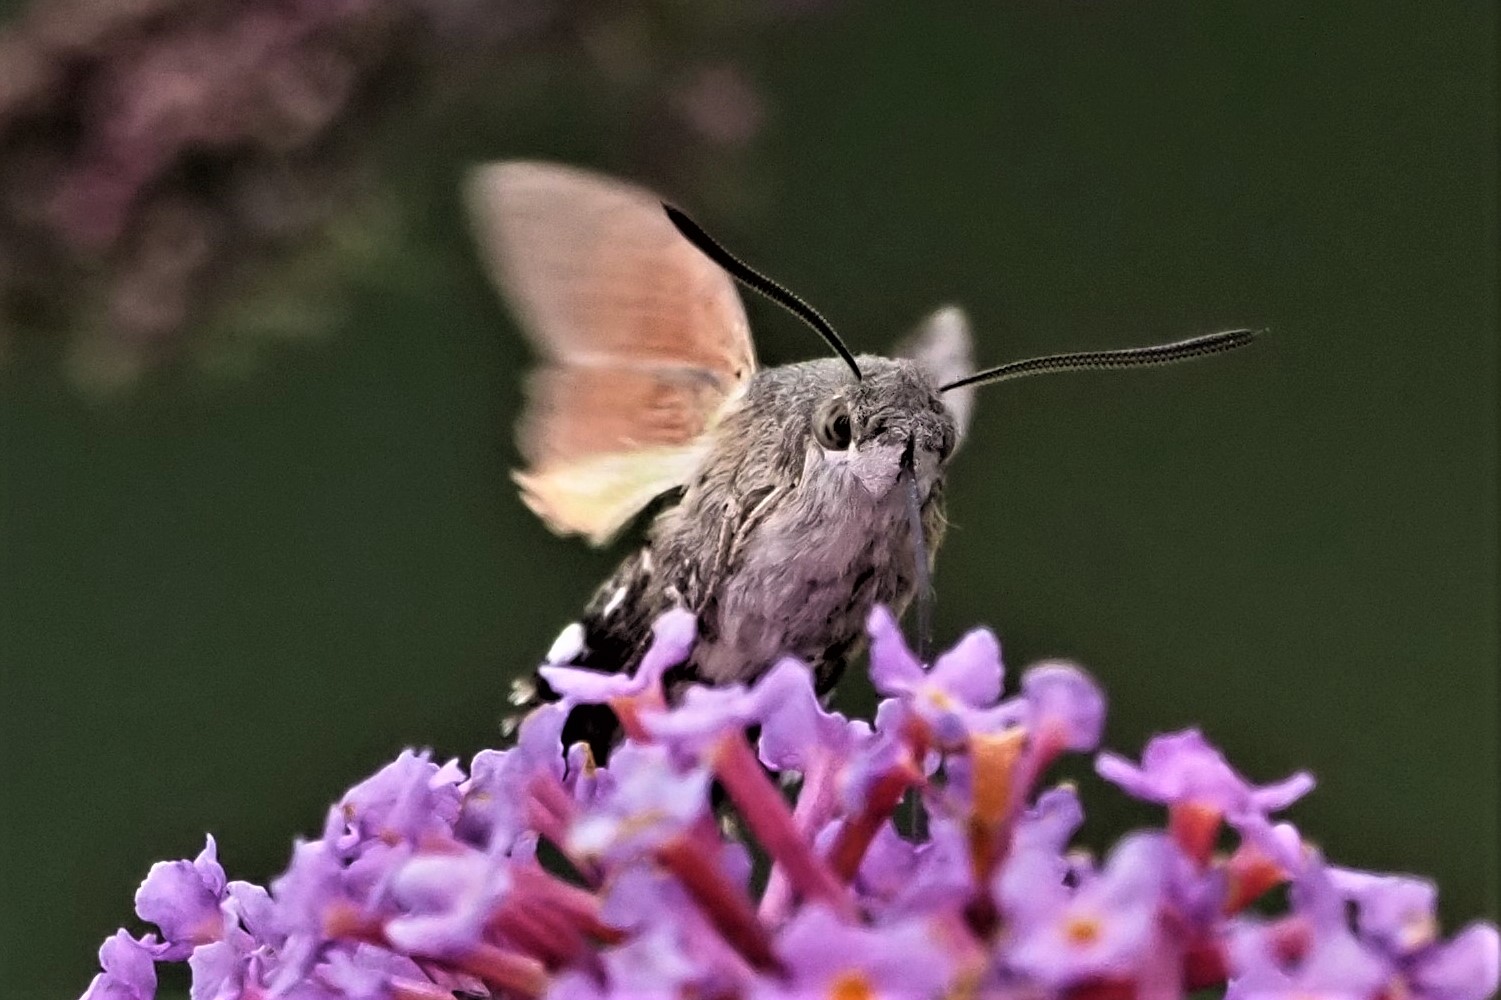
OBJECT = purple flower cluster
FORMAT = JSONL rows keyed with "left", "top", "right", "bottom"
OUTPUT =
{"left": 82, "top": 608, "right": 1498, "bottom": 1000}
{"left": 0, "top": 0, "right": 784, "bottom": 386}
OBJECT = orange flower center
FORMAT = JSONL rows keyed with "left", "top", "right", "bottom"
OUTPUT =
{"left": 828, "top": 970, "right": 875, "bottom": 1000}
{"left": 1063, "top": 913, "right": 1104, "bottom": 947}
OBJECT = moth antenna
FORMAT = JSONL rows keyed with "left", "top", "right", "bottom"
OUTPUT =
{"left": 663, "top": 204, "right": 863, "bottom": 380}
{"left": 940, "top": 328, "right": 1262, "bottom": 393}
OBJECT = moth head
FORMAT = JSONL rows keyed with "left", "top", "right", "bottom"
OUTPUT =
{"left": 808, "top": 356, "right": 958, "bottom": 501}
{"left": 662, "top": 206, "right": 973, "bottom": 502}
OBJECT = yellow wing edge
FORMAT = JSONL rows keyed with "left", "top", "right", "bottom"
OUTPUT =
{"left": 513, "top": 442, "right": 712, "bottom": 547}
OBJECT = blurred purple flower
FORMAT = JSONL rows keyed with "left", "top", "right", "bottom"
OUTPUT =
{"left": 455, "top": 702, "right": 568, "bottom": 848}
{"left": 1012, "top": 663, "right": 1107, "bottom": 753}
{"left": 383, "top": 850, "right": 512, "bottom": 957}
{"left": 185, "top": 938, "right": 246, "bottom": 1000}
{"left": 1, "top": 0, "right": 818, "bottom": 388}
{"left": 754, "top": 905, "right": 957, "bottom": 1000}
{"left": 80, "top": 932, "right": 160, "bottom": 1000}
{"left": 133, "top": 835, "right": 226, "bottom": 959}
{"left": 566, "top": 744, "right": 710, "bottom": 864}
{"left": 77, "top": 605, "right": 1498, "bottom": 1000}
{"left": 1096, "top": 728, "right": 1314, "bottom": 830}
{"left": 993, "top": 785, "right": 1086, "bottom": 918}
{"left": 1226, "top": 934, "right": 1390, "bottom": 1000}
{"left": 319, "top": 946, "right": 429, "bottom": 1000}
{"left": 868, "top": 604, "right": 1004, "bottom": 748}
{"left": 266, "top": 820, "right": 371, "bottom": 994}
{"left": 1327, "top": 866, "right": 1501, "bottom": 1000}
{"left": 1330, "top": 865, "right": 1440, "bottom": 955}
{"left": 1005, "top": 832, "right": 1172, "bottom": 988}
{"left": 597, "top": 863, "right": 754, "bottom": 994}
{"left": 1409, "top": 924, "right": 1501, "bottom": 1000}
{"left": 338, "top": 750, "right": 462, "bottom": 845}
{"left": 756, "top": 658, "right": 871, "bottom": 774}
{"left": 855, "top": 813, "right": 972, "bottom": 918}
{"left": 1229, "top": 854, "right": 1392, "bottom": 1000}
{"left": 641, "top": 677, "right": 760, "bottom": 757}
{"left": 598, "top": 925, "right": 703, "bottom": 996}
{"left": 541, "top": 608, "right": 696, "bottom": 706}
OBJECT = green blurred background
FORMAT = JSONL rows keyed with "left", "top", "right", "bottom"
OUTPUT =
{"left": 2, "top": 2, "right": 1496, "bottom": 997}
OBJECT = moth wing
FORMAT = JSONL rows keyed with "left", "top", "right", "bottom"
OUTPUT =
{"left": 466, "top": 161, "right": 757, "bottom": 545}
{"left": 511, "top": 366, "right": 724, "bottom": 545}
{"left": 894, "top": 305, "right": 975, "bottom": 449}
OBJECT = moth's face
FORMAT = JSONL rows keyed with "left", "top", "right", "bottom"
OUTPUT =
{"left": 806, "top": 356, "right": 958, "bottom": 501}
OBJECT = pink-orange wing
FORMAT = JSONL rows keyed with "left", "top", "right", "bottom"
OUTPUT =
{"left": 466, "top": 161, "right": 756, "bottom": 545}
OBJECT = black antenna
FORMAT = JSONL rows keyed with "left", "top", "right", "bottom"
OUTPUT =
{"left": 941, "top": 328, "right": 1261, "bottom": 393}
{"left": 663, "top": 204, "right": 863, "bottom": 381}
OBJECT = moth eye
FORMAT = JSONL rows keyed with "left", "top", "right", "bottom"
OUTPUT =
{"left": 813, "top": 401, "right": 853, "bottom": 450}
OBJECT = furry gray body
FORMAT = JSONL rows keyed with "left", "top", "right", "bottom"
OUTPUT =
{"left": 560, "top": 354, "right": 956, "bottom": 697}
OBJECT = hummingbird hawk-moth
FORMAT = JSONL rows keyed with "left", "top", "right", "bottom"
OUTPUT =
{"left": 465, "top": 161, "right": 1256, "bottom": 746}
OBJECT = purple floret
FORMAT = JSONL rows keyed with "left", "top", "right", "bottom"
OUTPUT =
{"left": 383, "top": 850, "right": 513, "bottom": 957}
{"left": 1096, "top": 728, "right": 1315, "bottom": 822}
{"left": 868, "top": 605, "right": 1005, "bottom": 748}
{"left": 566, "top": 744, "right": 710, "bottom": 864}
{"left": 755, "top": 658, "right": 872, "bottom": 772}
{"left": 1004, "top": 832, "right": 1173, "bottom": 988}
{"left": 455, "top": 702, "right": 568, "bottom": 848}
{"left": 133, "top": 836, "right": 227, "bottom": 960}
{"left": 539, "top": 607, "right": 695, "bottom": 704}
{"left": 754, "top": 905, "right": 958, "bottom": 1000}
{"left": 80, "top": 932, "right": 160, "bottom": 1000}
{"left": 338, "top": 750, "right": 464, "bottom": 846}
{"left": 1409, "top": 924, "right": 1501, "bottom": 1000}
{"left": 1015, "top": 663, "right": 1106, "bottom": 753}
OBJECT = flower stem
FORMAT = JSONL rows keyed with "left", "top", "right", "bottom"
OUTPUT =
{"left": 392, "top": 980, "right": 458, "bottom": 1000}
{"left": 610, "top": 691, "right": 664, "bottom": 742}
{"left": 658, "top": 834, "right": 779, "bottom": 971}
{"left": 1223, "top": 844, "right": 1287, "bottom": 914}
{"left": 1182, "top": 941, "right": 1228, "bottom": 990}
{"left": 512, "top": 865, "right": 621, "bottom": 942}
{"left": 489, "top": 901, "right": 579, "bottom": 967}
{"left": 826, "top": 758, "right": 919, "bottom": 883}
{"left": 1169, "top": 803, "right": 1222, "bottom": 867}
{"left": 710, "top": 733, "right": 852, "bottom": 917}
{"left": 760, "top": 756, "right": 837, "bottom": 922}
{"left": 526, "top": 774, "right": 602, "bottom": 884}
{"left": 967, "top": 728, "right": 1028, "bottom": 882}
{"left": 457, "top": 943, "right": 549, "bottom": 999}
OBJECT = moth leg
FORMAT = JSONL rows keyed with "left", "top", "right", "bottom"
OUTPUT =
{"left": 691, "top": 497, "right": 740, "bottom": 614}
{"left": 728, "top": 485, "right": 784, "bottom": 565}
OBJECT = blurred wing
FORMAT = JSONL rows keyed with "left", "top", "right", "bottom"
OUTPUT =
{"left": 894, "top": 305, "right": 975, "bottom": 449}
{"left": 466, "top": 161, "right": 757, "bottom": 545}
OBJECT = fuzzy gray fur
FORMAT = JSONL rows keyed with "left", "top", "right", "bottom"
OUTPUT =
{"left": 565, "top": 354, "right": 958, "bottom": 696}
